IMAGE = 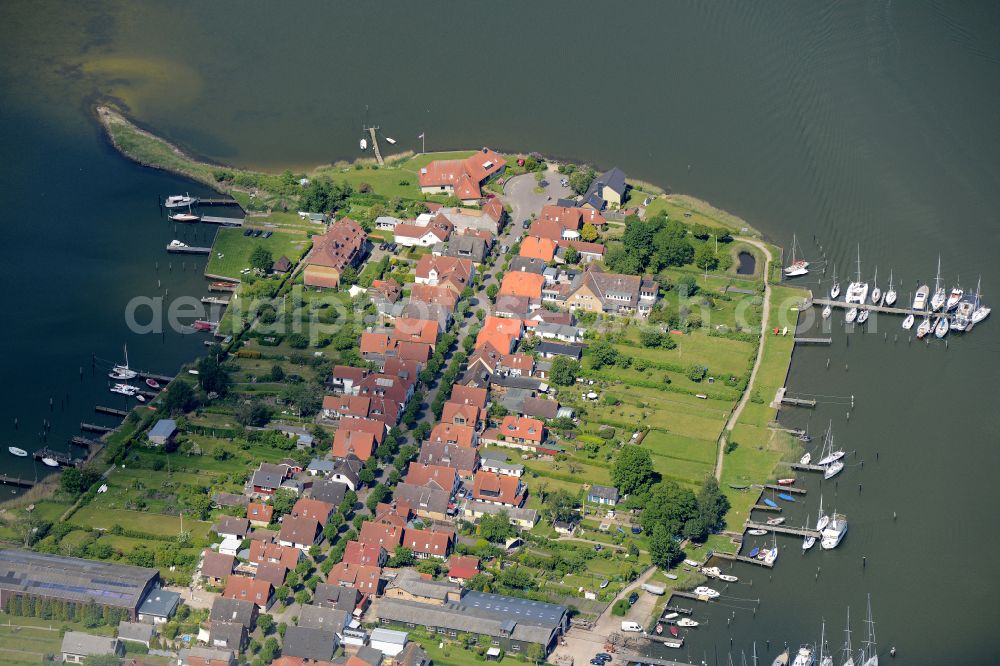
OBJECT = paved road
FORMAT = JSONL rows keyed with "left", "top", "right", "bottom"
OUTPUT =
{"left": 714, "top": 238, "right": 774, "bottom": 480}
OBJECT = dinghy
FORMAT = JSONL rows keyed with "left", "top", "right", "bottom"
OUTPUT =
{"left": 766, "top": 517, "right": 786, "bottom": 526}
{"left": 748, "top": 529, "right": 768, "bottom": 536}
{"left": 778, "top": 493, "right": 795, "bottom": 502}
{"left": 749, "top": 547, "right": 760, "bottom": 558}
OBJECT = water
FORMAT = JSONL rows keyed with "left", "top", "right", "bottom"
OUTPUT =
{"left": 1, "top": 0, "right": 999, "bottom": 661}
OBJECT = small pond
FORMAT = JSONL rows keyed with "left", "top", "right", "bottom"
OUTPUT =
{"left": 736, "top": 251, "right": 756, "bottom": 275}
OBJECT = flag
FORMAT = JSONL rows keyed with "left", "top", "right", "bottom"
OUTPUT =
{"left": 418, "top": 133, "right": 425, "bottom": 139}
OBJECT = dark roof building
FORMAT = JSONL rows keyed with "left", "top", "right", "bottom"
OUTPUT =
{"left": 210, "top": 597, "right": 257, "bottom": 628}
{"left": 535, "top": 341, "right": 583, "bottom": 360}
{"left": 282, "top": 625, "right": 338, "bottom": 661}
{"left": 0, "top": 550, "right": 159, "bottom": 621}
{"left": 309, "top": 478, "right": 349, "bottom": 506}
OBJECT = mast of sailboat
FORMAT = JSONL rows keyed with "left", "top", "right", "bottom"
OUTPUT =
{"left": 975, "top": 276, "right": 982, "bottom": 307}
{"left": 934, "top": 256, "right": 942, "bottom": 293}
{"left": 872, "top": 266, "right": 878, "bottom": 292}
{"left": 752, "top": 643, "right": 758, "bottom": 666}
{"left": 819, "top": 620, "right": 826, "bottom": 663}
{"left": 887, "top": 269, "right": 894, "bottom": 292}
{"left": 856, "top": 245, "right": 862, "bottom": 282}
{"left": 123, "top": 344, "right": 129, "bottom": 370}
{"left": 864, "top": 594, "right": 877, "bottom": 662}
{"left": 843, "top": 607, "right": 853, "bottom": 665}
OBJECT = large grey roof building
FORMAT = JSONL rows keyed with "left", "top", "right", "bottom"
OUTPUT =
{"left": 0, "top": 549, "right": 159, "bottom": 621}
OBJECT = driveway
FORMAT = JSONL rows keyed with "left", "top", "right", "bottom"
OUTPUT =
{"left": 502, "top": 169, "right": 574, "bottom": 234}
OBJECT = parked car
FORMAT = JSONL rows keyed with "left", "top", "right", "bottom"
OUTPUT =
{"left": 243, "top": 228, "right": 253, "bottom": 236}
{"left": 522, "top": 220, "right": 531, "bottom": 229}
{"left": 628, "top": 591, "right": 639, "bottom": 606}
{"left": 590, "top": 659, "right": 604, "bottom": 665}
{"left": 596, "top": 654, "right": 612, "bottom": 662}
{"left": 262, "top": 231, "right": 272, "bottom": 238}
{"left": 631, "top": 526, "right": 643, "bottom": 534}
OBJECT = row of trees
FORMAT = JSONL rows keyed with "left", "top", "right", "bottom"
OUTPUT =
{"left": 4, "top": 595, "right": 127, "bottom": 628}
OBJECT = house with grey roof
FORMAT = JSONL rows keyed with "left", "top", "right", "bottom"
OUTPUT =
{"left": 509, "top": 256, "right": 548, "bottom": 275}
{"left": 298, "top": 603, "right": 349, "bottom": 632}
{"left": 519, "top": 397, "right": 560, "bottom": 421}
{"left": 369, "top": 627, "right": 408, "bottom": 657}
{"left": 435, "top": 234, "right": 490, "bottom": 263}
{"left": 209, "top": 619, "right": 247, "bottom": 652}
{"left": 587, "top": 484, "right": 620, "bottom": 506}
{"left": 535, "top": 341, "right": 583, "bottom": 361}
{"left": 479, "top": 450, "right": 524, "bottom": 478}
{"left": 314, "top": 583, "right": 364, "bottom": 614}
{"left": 383, "top": 567, "right": 460, "bottom": 605}
{"left": 148, "top": 419, "right": 177, "bottom": 446}
{"left": 309, "top": 477, "right": 349, "bottom": 506}
{"left": 534, "top": 322, "right": 584, "bottom": 343}
{"left": 376, "top": 589, "right": 568, "bottom": 655}
{"left": 393, "top": 482, "right": 452, "bottom": 521}
{"left": 61, "top": 632, "right": 121, "bottom": 664}
{"left": 463, "top": 501, "right": 539, "bottom": 529}
{"left": 397, "top": 641, "right": 431, "bottom": 666}
{"left": 137, "top": 588, "right": 179, "bottom": 624}
{"left": 117, "top": 621, "right": 153, "bottom": 647}
{"left": 282, "top": 625, "right": 338, "bottom": 661}
{"left": 184, "top": 646, "right": 236, "bottom": 666}
{"left": 581, "top": 167, "right": 628, "bottom": 210}
{"left": 308, "top": 458, "right": 337, "bottom": 475}
{"left": 357, "top": 644, "right": 386, "bottom": 666}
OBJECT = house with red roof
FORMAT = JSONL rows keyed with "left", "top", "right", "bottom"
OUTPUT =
{"left": 332, "top": 428, "right": 376, "bottom": 462}
{"left": 393, "top": 215, "right": 454, "bottom": 248}
{"left": 303, "top": 218, "right": 370, "bottom": 288}
{"left": 428, "top": 422, "right": 477, "bottom": 449}
{"left": 414, "top": 255, "right": 474, "bottom": 293}
{"left": 447, "top": 555, "right": 480, "bottom": 585}
{"left": 330, "top": 365, "right": 370, "bottom": 396}
{"left": 441, "top": 401, "right": 481, "bottom": 429}
{"left": 248, "top": 541, "right": 301, "bottom": 571}
{"left": 402, "top": 528, "right": 454, "bottom": 560}
{"left": 390, "top": 318, "right": 440, "bottom": 350}
{"left": 338, "top": 417, "right": 387, "bottom": 444}
{"left": 556, "top": 239, "right": 605, "bottom": 263}
{"left": 358, "top": 521, "right": 403, "bottom": 549}
{"left": 418, "top": 148, "right": 507, "bottom": 204}
{"left": 449, "top": 385, "right": 488, "bottom": 409}
{"left": 499, "top": 271, "right": 545, "bottom": 304}
{"left": 342, "top": 541, "right": 388, "bottom": 568}
{"left": 538, "top": 204, "right": 606, "bottom": 228}
{"left": 327, "top": 562, "right": 383, "bottom": 597}
{"left": 404, "top": 463, "right": 459, "bottom": 494}
{"left": 246, "top": 502, "right": 273, "bottom": 527}
{"left": 223, "top": 575, "right": 272, "bottom": 611}
{"left": 409, "top": 283, "right": 460, "bottom": 314}
{"left": 471, "top": 471, "right": 526, "bottom": 507}
{"left": 291, "top": 497, "right": 336, "bottom": 526}
{"left": 499, "top": 353, "right": 534, "bottom": 377}
{"left": 417, "top": 441, "right": 480, "bottom": 480}
{"left": 491, "top": 415, "right": 547, "bottom": 453}
{"left": 519, "top": 236, "right": 557, "bottom": 262}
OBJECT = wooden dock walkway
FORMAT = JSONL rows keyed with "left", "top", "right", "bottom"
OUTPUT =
{"left": 0, "top": 475, "right": 35, "bottom": 488}
{"left": 201, "top": 297, "right": 230, "bottom": 306}
{"left": 811, "top": 296, "right": 955, "bottom": 319}
{"left": 208, "top": 282, "right": 238, "bottom": 292}
{"left": 793, "top": 337, "right": 832, "bottom": 344}
{"left": 713, "top": 551, "right": 774, "bottom": 568}
{"left": 621, "top": 652, "right": 687, "bottom": 664}
{"left": 200, "top": 215, "right": 244, "bottom": 226}
{"left": 197, "top": 198, "right": 243, "bottom": 208}
{"left": 639, "top": 634, "right": 686, "bottom": 648}
{"left": 660, "top": 605, "right": 692, "bottom": 617}
{"left": 781, "top": 396, "right": 817, "bottom": 407}
{"left": 745, "top": 520, "right": 820, "bottom": 538}
{"left": 136, "top": 370, "right": 175, "bottom": 383}
{"left": 669, "top": 590, "right": 715, "bottom": 603}
{"left": 70, "top": 436, "right": 100, "bottom": 448}
{"left": 167, "top": 245, "right": 211, "bottom": 255}
{"left": 369, "top": 127, "right": 384, "bottom": 166}
{"left": 789, "top": 462, "right": 826, "bottom": 473}
{"left": 763, "top": 483, "right": 806, "bottom": 494}
{"left": 95, "top": 406, "right": 127, "bottom": 417}
{"left": 752, "top": 504, "right": 781, "bottom": 513}
{"left": 80, "top": 423, "right": 113, "bottom": 434}
{"left": 32, "top": 448, "right": 82, "bottom": 468}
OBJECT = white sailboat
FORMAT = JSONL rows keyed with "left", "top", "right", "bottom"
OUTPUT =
{"left": 841, "top": 608, "right": 855, "bottom": 666}
{"left": 930, "top": 257, "right": 946, "bottom": 311}
{"left": 784, "top": 234, "right": 809, "bottom": 277}
{"left": 969, "top": 277, "right": 990, "bottom": 328}
{"left": 109, "top": 344, "right": 138, "bottom": 380}
{"left": 817, "top": 422, "right": 845, "bottom": 466}
{"left": 824, "top": 459, "right": 844, "bottom": 480}
{"left": 901, "top": 314, "right": 914, "bottom": 330}
{"left": 934, "top": 316, "right": 949, "bottom": 339}
{"left": 916, "top": 317, "right": 932, "bottom": 338}
{"left": 830, "top": 264, "right": 841, "bottom": 300}
{"left": 869, "top": 267, "right": 881, "bottom": 305}
{"left": 883, "top": 270, "right": 896, "bottom": 307}
{"left": 821, "top": 512, "right": 848, "bottom": 549}
{"left": 819, "top": 620, "right": 834, "bottom": 666}
{"left": 822, "top": 304, "right": 832, "bottom": 319}
{"left": 856, "top": 308, "right": 869, "bottom": 324}
{"left": 845, "top": 307, "right": 858, "bottom": 324}
{"left": 845, "top": 246, "right": 869, "bottom": 304}
{"left": 763, "top": 532, "right": 779, "bottom": 566}
{"left": 861, "top": 595, "right": 878, "bottom": 666}
{"left": 804, "top": 494, "right": 829, "bottom": 551}
{"left": 164, "top": 193, "right": 198, "bottom": 208}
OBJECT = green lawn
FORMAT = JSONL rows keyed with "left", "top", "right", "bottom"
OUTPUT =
{"left": 69, "top": 504, "right": 212, "bottom": 539}
{"left": 205, "top": 227, "right": 310, "bottom": 280}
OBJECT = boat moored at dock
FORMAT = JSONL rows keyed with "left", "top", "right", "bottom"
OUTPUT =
{"left": 164, "top": 193, "right": 198, "bottom": 208}
{"left": 821, "top": 513, "right": 848, "bottom": 549}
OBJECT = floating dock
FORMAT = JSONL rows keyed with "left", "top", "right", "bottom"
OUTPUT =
{"left": 201, "top": 297, "right": 230, "bottom": 306}
{"left": 200, "top": 216, "right": 244, "bottom": 226}
{"left": 660, "top": 605, "right": 693, "bottom": 617}
{"left": 793, "top": 337, "right": 832, "bottom": 345}
{"left": 95, "top": 406, "right": 128, "bottom": 417}
{"left": 368, "top": 127, "right": 384, "bottom": 166}
{"left": 789, "top": 462, "right": 826, "bottom": 473}
{"left": 197, "top": 198, "right": 243, "bottom": 208}
{"left": 167, "top": 244, "right": 211, "bottom": 255}
{"left": 745, "top": 520, "right": 821, "bottom": 539}
{"left": 780, "top": 395, "right": 817, "bottom": 408}
{"left": 79, "top": 423, "right": 113, "bottom": 434}
{"left": 136, "top": 370, "right": 175, "bottom": 383}
{"left": 752, "top": 504, "right": 781, "bottom": 513}
{"left": 208, "top": 282, "right": 238, "bottom": 292}
{"left": 0, "top": 475, "right": 36, "bottom": 488}
{"left": 763, "top": 483, "right": 806, "bottom": 494}
{"left": 712, "top": 551, "right": 774, "bottom": 568}
{"left": 70, "top": 436, "right": 100, "bottom": 448}
{"left": 32, "top": 448, "right": 82, "bottom": 468}
{"left": 811, "top": 296, "right": 956, "bottom": 319}
{"left": 621, "top": 652, "right": 686, "bottom": 665}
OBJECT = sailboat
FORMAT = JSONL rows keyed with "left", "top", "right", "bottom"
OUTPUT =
{"left": 845, "top": 246, "right": 869, "bottom": 304}
{"left": 841, "top": 608, "right": 855, "bottom": 666}
{"left": 803, "top": 494, "right": 828, "bottom": 551}
{"left": 845, "top": 307, "right": 858, "bottom": 324}
{"left": 869, "top": 267, "right": 881, "bottom": 305}
{"left": 915, "top": 317, "right": 932, "bottom": 338}
{"left": 817, "top": 422, "right": 845, "bottom": 466}
{"left": 830, "top": 265, "right": 841, "bottom": 299}
{"left": 822, "top": 304, "right": 832, "bottom": 319}
{"left": 819, "top": 620, "right": 833, "bottom": 666}
{"left": 856, "top": 308, "right": 869, "bottom": 324}
{"left": 784, "top": 234, "right": 809, "bottom": 277}
{"left": 934, "top": 316, "right": 949, "bottom": 339}
{"left": 930, "top": 257, "right": 946, "bottom": 311}
{"left": 792, "top": 645, "right": 814, "bottom": 666}
{"left": 861, "top": 595, "right": 878, "bottom": 666}
{"left": 969, "top": 276, "right": 991, "bottom": 329}
{"left": 109, "top": 345, "right": 137, "bottom": 380}
{"left": 901, "top": 314, "right": 914, "bottom": 330}
{"left": 883, "top": 270, "right": 896, "bottom": 307}
{"left": 763, "top": 532, "right": 779, "bottom": 566}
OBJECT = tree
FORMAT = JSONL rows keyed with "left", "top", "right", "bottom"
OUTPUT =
{"left": 563, "top": 246, "right": 580, "bottom": 264}
{"left": 388, "top": 546, "right": 414, "bottom": 567}
{"left": 59, "top": 468, "right": 100, "bottom": 497}
{"left": 640, "top": 328, "right": 664, "bottom": 348}
{"left": 649, "top": 524, "right": 682, "bottom": 569}
{"left": 526, "top": 643, "right": 546, "bottom": 664}
{"left": 257, "top": 613, "right": 274, "bottom": 635}
{"left": 160, "top": 380, "right": 196, "bottom": 414}
{"left": 676, "top": 274, "right": 699, "bottom": 297}
{"left": 611, "top": 446, "right": 655, "bottom": 496}
{"left": 197, "top": 352, "right": 231, "bottom": 396}
{"left": 497, "top": 566, "right": 535, "bottom": 590}
{"left": 697, "top": 476, "right": 731, "bottom": 532}
{"left": 603, "top": 245, "right": 643, "bottom": 275}
{"left": 250, "top": 246, "right": 273, "bottom": 272}
{"left": 478, "top": 511, "right": 516, "bottom": 543}
{"left": 587, "top": 340, "right": 619, "bottom": 370}
{"left": 686, "top": 364, "right": 707, "bottom": 382}
{"left": 543, "top": 490, "right": 578, "bottom": 523}
{"left": 640, "top": 481, "right": 699, "bottom": 535}
{"left": 270, "top": 489, "right": 297, "bottom": 518}
{"left": 580, "top": 223, "right": 599, "bottom": 242}
{"left": 568, "top": 170, "right": 594, "bottom": 195}
{"left": 549, "top": 356, "right": 579, "bottom": 386}
{"left": 269, "top": 364, "right": 285, "bottom": 382}
{"left": 235, "top": 400, "right": 272, "bottom": 427}
{"left": 486, "top": 284, "right": 499, "bottom": 302}
{"left": 694, "top": 243, "right": 719, "bottom": 271}
{"left": 260, "top": 637, "right": 280, "bottom": 663}
{"left": 652, "top": 219, "right": 694, "bottom": 268}
{"left": 365, "top": 484, "right": 391, "bottom": 513}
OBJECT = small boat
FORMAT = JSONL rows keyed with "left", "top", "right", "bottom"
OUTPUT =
{"left": 693, "top": 586, "right": 719, "bottom": 599}
{"left": 901, "top": 314, "right": 914, "bottom": 330}
{"left": 663, "top": 612, "right": 678, "bottom": 620}
{"left": 670, "top": 626, "right": 680, "bottom": 637}
{"left": 135, "top": 394, "right": 146, "bottom": 403}
{"left": 748, "top": 529, "right": 767, "bottom": 536}
{"left": 109, "top": 344, "right": 138, "bottom": 380}
{"left": 42, "top": 457, "right": 59, "bottom": 467}
{"left": 168, "top": 239, "right": 188, "bottom": 248}
{"left": 145, "top": 378, "right": 160, "bottom": 389}
{"left": 824, "top": 460, "right": 844, "bottom": 480}
{"left": 870, "top": 267, "right": 881, "bottom": 304}
{"left": 916, "top": 317, "right": 932, "bottom": 339}
{"left": 947, "top": 286, "right": 963, "bottom": 310}
{"left": 856, "top": 308, "right": 869, "bottom": 324}
{"left": 8, "top": 447, "right": 27, "bottom": 457}
{"left": 655, "top": 623, "right": 663, "bottom": 634}
{"left": 830, "top": 264, "right": 841, "bottom": 300}
{"left": 777, "top": 478, "right": 796, "bottom": 485}
{"left": 763, "top": 546, "right": 779, "bottom": 566}
{"left": 700, "top": 567, "right": 721, "bottom": 578}
{"left": 360, "top": 138, "right": 368, "bottom": 150}
{"left": 822, "top": 304, "right": 832, "bottom": 319}
{"left": 884, "top": 270, "right": 897, "bottom": 306}
{"left": 784, "top": 234, "right": 809, "bottom": 277}
{"left": 930, "top": 257, "right": 946, "bottom": 311}
{"left": 748, "top": 547, "right": 760, "bottom": 558}
{"left": 934, "top": 317, "right": 949, "bottom": 338}
{"left": 763, "top": 498, "right": 778, "bottom": 508}
{"left": 792, "top": 645, "right": 814, "bottom": 666}
{"left": 766, "top": 517, "right": 786, "bottom": 526}
{"left": 676, "top": 618, "right": 699, "bottom": 627}
{"left": 800, "top": 452, "right": 812, "bottom": 465}
{"left": 772, "top": 650, "right": 790, "bottom": 666}
{"left": 951, "top": 299, "right": 974, "bottom": 331}
{"left": 169, "top": 212, "right": 200, "bottom": 223}
{"left": 802, "top": 535, "right": 816, "bottom": 551}
{"left": 684, "top": 559, "right": 700, "bottom": 568}
{"left": 110, "top": 383, "right": 138, "bottom": 396}
{"left": 664, "top": 573, "right": 678, "bottom": 580}
{"left": 192, "top": 320, "right": 217, "bottom": 332}
{"left": 164, "top": 193, "right": 198, "bottom": 208}
{"left": 385, "top": 137, "right": 397, "bottom": 145}
{"left": 912, "top": 284, "right": 929, "bottom": 311}
{"left": 729, "top": 484, "right": 750, "bottom": 490}
{"left": 845, "top": 307, "right": 858, "bottom": 323}
{"left": 778, "top": 493, "right": 795, "bottom": 502}
{"left": 968, "top": 277, "right": 990, "bottom": 328}
{"left": 718, "top": 574, "right": 738, "bottom": 583}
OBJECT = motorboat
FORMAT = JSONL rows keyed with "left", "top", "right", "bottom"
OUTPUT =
{"left": 800, "top": 452, "right": 812, "bottom": 466}
{"left": 42, "top": 457, "right": 59, "bottom": 467}
{"left": 856, "top": 308, "right": 869, "bottom": 324}
{"left": 663, "top": 612, "right": 678, "bottom": 620}
{"left": 884, "top": 270, "right": 897, "bottom": 306}
{"left": 916, "top": 317, "right": 932, "bottom": 339}
{"left": 792, "top": 646, "right": 815, "bottom": 666}
{"left": 947, "top": 286, "right": 963, "bottom": 310}
{"left": 824, "top": 460, "right": 844, "bottom": 480}
{"left": 870, "top": 267, "right": 881, "bottom": 305}
{"left": 145, "top": 378, "right": 160, "bottom": 389}
{"left": 683, "top": 559, "right": 700, "bottom": 567}
{"left": 718, "top": 574, "right": 738, "bottom": 583}
{"left": 110, "top": 383, "right": 138, "bottom": 396}
{"left": 168, "top": 240, "right": 188, "bottom": 248}
{"left": 169, "top": 212, "right": 200, "bottom": 222}
{"left": 951, "top": 298, "right": 974, "bottom": 332}
{"left": 821, "top": 513, "right": 848, "bottom": 549}
{"left": 766, "top": 517, "right": 786, "bottom": 526}
{"left": 676, "top": 617, "right": 699, "bottom": 627}
{"left": 901, "top": 314, "right": 914, "bottom": 330}
{"left": 8, "top": 447, "right": 27, "bottom": 457}
{"left": 109, "top": 344, "right": 138, "bottom": 380}
{"left": 670, "top": 625, "right": 680, "bottom": 637}
{"left": 664, "top": 573, "right": 678, "bottom": 580}
{"left": 930, "top": 257, "right": 946, "bottom": 311}
{"left": 912, "top": 284, "right": 929, "bottom": 311}
{"left": 136, "top": 394, "right": 146, "bottom": 403}
{"left": 777, "top": 478, "right": 797, "bottom": 485}
{"left": 934, "top": 317, "right": 949, "bottom": 338}
{"left": 763, "top": 498, "right": 778, "bottom": 509}
{"left": 748, "top": 529, "right": 768, "bottom": 536}
{"left": 164, "top": 194, "right": 198, "bottom": 208}
{"left": 360, "top": 137, "right": 368, "bottom": 150}
{"left": 385, "top": 137, "right": 397, "bottom": 145}
{"left": 822, "top": 304, "right": 832, "bottom": 319}
{"left": 693, "top": 586, "right": 719, "bottom": 599}
{"left": 845, "top": 307, "right": 858, "bottom": 324}
{"left": 829, "top": 264, "right": 841, "bottom": 300}
{"left": 700, "top": 566, "right": 721, "bottom": 578}
{"left": 655, "top": 623, "right": 662, "bottom": 634}
{"left": 784, "top": 234, "right": 809, "bottom": 277}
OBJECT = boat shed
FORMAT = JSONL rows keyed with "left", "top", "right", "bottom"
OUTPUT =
{"left": 148, "top": 419, "right": 178, "bottom": 446}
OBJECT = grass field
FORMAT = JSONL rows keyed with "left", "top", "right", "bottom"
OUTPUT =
{"left": 69, "top": 504, "right": 212, "bottom": 539}
{"left": 205, "top": 227, "right": 310, "bottom": 279}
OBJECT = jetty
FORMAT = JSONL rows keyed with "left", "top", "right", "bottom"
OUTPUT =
{"left": 745, "top": 520, "right": 820, "bottom": 539}
{"left": 368, "top": 127, "right": 384, "bottom": 166}
{"left": 167, "top": 244, "right": 211, "bottom": 255}
{"left": 763, "top": 483, "right": 806, "bottom": 494}
{"left": 669, "top": 590, "right": 714, "bottom": 603}
{"left": 70, "top": 436, "right": 100, "bottom": 448}
{"left": 639, "top": 634, "right": 686, "bottom": 648}
{"left": 208, "top": 282, "right": 238, "bottom": 292}
{"left": 79, "top": 423, "right": 113, "bottom": 434}
{"left": 793, "top": 337, "right": 832, "bottom": 345}
{"left": 95, "top": 405, "right": 128, "bottom": 417}
{"left": 136, "top": 370, "right": 175, "bottom": 383}
{"left": 200, "top": 215, "right": 244, "bottom": 226}
{"left": 621, "top": 652, "right": 686, "bottom": 665}
{"left": 811, "top": 295, "right": 956, "bottom": 320}
{"left": 752, "top": 504, "right": 781, "bottom": 513}
{"left": 660, "top": 605, "right": 693, "bottom": 617}
{"left": 201, "top": 297, "right": 230, "bottom": 306}
{"left": 789, "top": 462, "right": 826, "bottom": 473}
{"left": 780, "top": 394, "right": 817, "bottom": 408}
{"left": 712, "top": 551, "right": 774, "bottom": 568}
{"left": 0, "top": 475, "right": 36, "bottom": 489}
{"left": 197, "top": 198, "right": 243, "bottom": 208}
{"left": 32, "top": 448, "right": 82, "bottom": 468}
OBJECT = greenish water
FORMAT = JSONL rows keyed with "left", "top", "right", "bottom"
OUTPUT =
{"left": 1, "top": 1, "right": 999, "bottom": 661}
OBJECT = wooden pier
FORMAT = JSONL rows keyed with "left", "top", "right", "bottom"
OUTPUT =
{"left": 621, "top": 652, "right": 687, "bottom": 665}
{"left": 789, "top": 462, "right": 825, "bottom": 473}
{"left": 32, "top": 448, "right": 82, "bottom": 468}
{"left": 368, "top": 127, "right": 384, "bottom": 166}
{"left": 0, "top": 475, "right": 36, "bottom": 489}
{"left": 167, "top": 244, "right": 211, "bottom": 255}
{"left": 669, "top": 590, "right": 715, "bottom": 603}
{"left": 811, "top": 296, "right": 955, "bottom": 319}
{"left": 95, "top": 406, "right": 127, "bottom": 417}
{"left": 639, "top": 634, "right": 686, "bottom": 648}
{"left": 793, "top": 337, "right": 832, "bottom": 345}
{"left": 200, "top": 216, "right": 244, "bottom": 226}
{"left": 712, "top": 551, "right": 774, "bottom": 568}
{"left": 80, "top": 423, "right": 113, "bottom": 434}
{"left": 70, "top": 436, "right": 100, "bottom": 448}
{"left": 197, "top": 198, "right": 243, "bottom": 208}
{"left": 136, "top": 370, "right": 175, "bottom": 383}
{"left": 763, "top": 483, "right": 806, "bottom": 494}
{"left": 752, "top": 504, "right": 781, "bottom": 513}
{"left": 660, "top": 605, "right": 693, "bottom": 617}
{"left": 780, "top": 395, "right": 817, "bottom": 407}
{"left": 201, "top": 297, "right": 230, "bottom": 306}
{"left": 745, "top": 520, "right": 820, "bottom": 539}
{"left": 208, "top": 282, "right": 238, "bottom": 292}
